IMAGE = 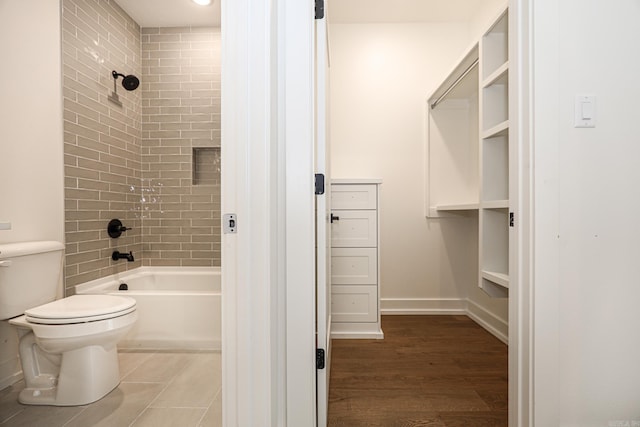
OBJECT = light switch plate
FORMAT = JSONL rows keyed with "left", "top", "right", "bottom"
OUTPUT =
{"left": 575, "top": 95, "right": 596, "bottom": 128}
{"left": 0, "top": 222, "right": 11, "bottom": 230}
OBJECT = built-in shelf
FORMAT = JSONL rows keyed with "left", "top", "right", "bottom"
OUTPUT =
{"left": 481, "top": 277, "right": 509, "bottom": 298}
{"left": 0, "top": 222, "right": 11, "bottom": 230}
{"left": 481, "top": 200, "right": 508, "bottom": 209}
{"left": 437, "top": 202, "right": 479, "bottom": 211}
{"left": 482, "top": 120, "right": 509, "bottom": 139}
{"left": 482, "top": 61, "right": 509, "bottom": 89}
{"left": 481, "top": 270, "right": 509, "bottom": 288}
{"left": 482, "top": 10, "right": 508, "bottom": 80}
{"left": 427, "top": 6, "right": 511, "bottom": 304}
{"left": 482, "top": 71, "right": 509, "bottom": 130}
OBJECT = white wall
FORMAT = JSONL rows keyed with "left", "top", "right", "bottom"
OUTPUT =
{"left": 330, "top": 13, "right": 508, "bottom": 328}
{"left": 468, "top": 0, "right": 508, "bottom": 41}
{"left": 0, "top": 0, "right": 64, "bottom": 389}
{"left": 533, "top": 0, "right": 640, "bottom": 424}
{"left": 329, "top": 23, "right": 473, "bottom": 309}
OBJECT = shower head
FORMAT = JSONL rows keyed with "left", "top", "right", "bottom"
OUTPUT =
{"left": 111, "top": 70, "right": 140, "bottom": 91}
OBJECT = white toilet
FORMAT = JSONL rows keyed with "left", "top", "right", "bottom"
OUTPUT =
{"left": 0, "top": 241, "right": 137, "bottom": 406}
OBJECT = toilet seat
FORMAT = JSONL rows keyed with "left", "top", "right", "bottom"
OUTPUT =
{"left": 25, "top": 295, "right": 136, "bottom": 325}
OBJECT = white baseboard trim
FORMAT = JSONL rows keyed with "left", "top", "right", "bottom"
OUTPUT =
{"left": 0, "top": 370, "right": 22, "bottom": 391}
{"left": 378, "top": 297, "right": 508, "bottom": 344}
{"left": 381, "top": 298, "right": 467, "bottom": 315}
{"left": 466, "top": 299, "right": 508, "bottom": 344}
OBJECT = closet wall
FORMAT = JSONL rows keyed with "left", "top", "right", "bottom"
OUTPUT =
{"left": 330, "top": 23, "right": 472, "bottom": 309}
{"left": 329, "top": 3, "right": 506, "bottom": 315}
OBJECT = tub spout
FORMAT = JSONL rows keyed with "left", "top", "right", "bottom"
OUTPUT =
{"left": 112, "top": 250, "right": 134, "bottom": 262}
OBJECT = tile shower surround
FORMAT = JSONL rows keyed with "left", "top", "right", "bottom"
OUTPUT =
{"left": 63, "top": 0, "right": 220, "bottom": 294}
{"left": 140, "top": 27, "right": 221, "bottom": 269}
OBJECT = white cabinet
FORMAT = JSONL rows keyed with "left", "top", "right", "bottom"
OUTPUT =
{"left": 426, "top": 7, "right": 511, "bottom": 300}
{"left": 330, "top": 179, "right": 383, "bottom": 339}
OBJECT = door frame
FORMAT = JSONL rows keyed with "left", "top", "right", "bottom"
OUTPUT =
{"left": 221, "top": 0, "right": 317, "bottom": 425}
{"left": 222, "top": 0, "right": 535, "bottom": 425}
{"left": 509, "top": 0, "right": 534, "bottom": 425}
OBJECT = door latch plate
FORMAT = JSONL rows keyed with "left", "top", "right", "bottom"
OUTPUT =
{"left": 223, "top": 214, "right": 237, "bottom": 234}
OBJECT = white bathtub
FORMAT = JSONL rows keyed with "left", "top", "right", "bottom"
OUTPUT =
{"left": 75, "top": 267, "right": 220, "bottom": 350}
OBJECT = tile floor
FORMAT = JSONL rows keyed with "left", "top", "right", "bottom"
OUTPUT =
{"left": 0, "top": 350, "right": 221, "bottom": 427}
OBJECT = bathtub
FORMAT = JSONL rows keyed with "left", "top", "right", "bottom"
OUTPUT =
{"left": 75, "top": 267, "right": 220, "bottom": 350}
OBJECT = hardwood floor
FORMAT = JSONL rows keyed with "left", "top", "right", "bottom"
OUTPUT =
{"left": 327, "top": 316, "right": 508, "bottom": 427}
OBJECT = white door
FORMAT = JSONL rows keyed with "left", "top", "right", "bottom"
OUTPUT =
{"left": 315, "top": 3, "right": 331, "bottom": 426}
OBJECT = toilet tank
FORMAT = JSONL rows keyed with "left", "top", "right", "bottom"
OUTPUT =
{"left": 0, "top": 241, "right": 64, "bottom": 320}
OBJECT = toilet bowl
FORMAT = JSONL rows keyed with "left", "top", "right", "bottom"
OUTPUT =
{"left": 0, "top": 241, "right": 138, "bottom": 406}
{"left": 9, "top": 295, "right": 137, "bottom": 406}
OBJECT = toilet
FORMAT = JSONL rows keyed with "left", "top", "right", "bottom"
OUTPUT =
{"left": 0, "top": 241, "right": 137, "bottom": 406}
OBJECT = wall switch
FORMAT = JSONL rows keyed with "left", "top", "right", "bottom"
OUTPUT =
{"left": 0, "top": 222, "right": 11, "bottom": 230}
{"left": 575, "top": 95, "right": 596, "bottom": 128}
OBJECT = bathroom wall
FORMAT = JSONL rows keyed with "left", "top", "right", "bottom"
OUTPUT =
{"left": 62, "top": 0, "right": 221, "bottom": 293}
{"left": 140, "top": 27, "right": 221, "bottom": 267}
{"left": 0, "top": 0, "right": 65, "bottom": 391}
{"left": 62, "top": 0, "right": 143, "bottom": 293}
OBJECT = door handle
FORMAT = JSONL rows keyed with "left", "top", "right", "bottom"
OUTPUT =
{"left": 0, "top": 260, "right": 12, "bottom": 267}
{"left": 330, "top": 214, "right": 340, "bottom": 223}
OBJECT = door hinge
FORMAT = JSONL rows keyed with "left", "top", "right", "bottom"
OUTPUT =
{"left": 316, "top": 348, "right": 325, "bottom": 369}
{"left": 509, "top": 212, "right": 514, "bottom": 227}
{"left": 315, "top": 173, "right": 325, "bottom": 195}
{"left": 315, "top": 0, "right": 324, "bottom": 19}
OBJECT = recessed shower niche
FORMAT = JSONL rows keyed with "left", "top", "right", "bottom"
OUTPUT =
{"left": 193, "top": 147, "right": 221, "bottom": 186}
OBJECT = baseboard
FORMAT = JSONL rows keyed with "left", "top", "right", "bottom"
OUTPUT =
{"left": 0, "top": 370, "right": 22, "bottom": 391}
{"left": 381, "top": 298, "right": 467, "bottom": 315}
{"left": 466, "top": 299, "right": 508, "bottom": 344}
{"left": 379, "top": 297, "right": 508, "bottom": 344}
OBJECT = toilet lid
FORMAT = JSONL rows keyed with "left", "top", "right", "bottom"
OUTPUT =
{"left": 25, "top": 295, "right": 136, "bottom": 325}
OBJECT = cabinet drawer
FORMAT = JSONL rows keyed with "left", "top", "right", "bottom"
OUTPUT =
{"left": 331, "top": 285, "right": 377, "bottom": 323}
{"left": 331, "top": 210, "right": 377, "bottom": 248}
{"left": 331, "top": 248, "right": 377, "bottom": 285}
{"left": 332, "top": 184, "right": 377, "bottom": 210}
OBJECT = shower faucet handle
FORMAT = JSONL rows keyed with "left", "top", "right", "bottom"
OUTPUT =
{"left": 108, "top": 219, "right": 131, "bottom": 238}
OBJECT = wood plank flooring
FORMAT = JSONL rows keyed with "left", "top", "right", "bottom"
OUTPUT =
{"left": 327, "top": 316, "right": 508, "bottom": 427}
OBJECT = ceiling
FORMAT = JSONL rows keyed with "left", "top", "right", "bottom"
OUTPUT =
{"left": 329, "top": 0, "right": 494, "bottom": 24}
{"left": 115, "top": 0, "right": 492, "bottom": 28}
{"left": 115, "top": 0, "right": 220, "bottom": 28}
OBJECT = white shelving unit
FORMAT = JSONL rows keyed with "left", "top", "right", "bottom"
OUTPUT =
{"left": 426, "top": 6, "right": 510, "bottom": 299}
{"left": 479, "top": 9, "right": 510, "bottom": 298}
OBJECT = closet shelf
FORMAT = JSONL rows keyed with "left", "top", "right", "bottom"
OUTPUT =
{"left": 437, "top": 202, "right": 480, "bottom": 211}
{"left": 481, "top": 200, "right": 508, "bottom": 209}
{"left": 482, "top": 120, "right": 509, "bottom": 139}
{"left": 481, "top": 270, "right": 509, "bottom": 288}
{"left": 482, "top": 61, "right": 509, "bottom": 89}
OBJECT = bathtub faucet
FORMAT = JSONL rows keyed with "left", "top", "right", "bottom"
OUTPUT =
{"left": 112, "top": 250, "right": 134, "bottom": 262}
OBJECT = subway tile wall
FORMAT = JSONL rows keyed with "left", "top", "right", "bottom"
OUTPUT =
{"left": 62, "top": 0, "right": 143, "bottom": 293}
{"left": 140, "top": 27, "right": 221, "bottom": 267}
{"left": 62, "top": 0, "right": 220, "bottom": 294}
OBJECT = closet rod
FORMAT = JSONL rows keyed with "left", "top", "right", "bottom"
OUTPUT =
{"left": 430, "top": 58, "right": 479, "bottom": 109}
